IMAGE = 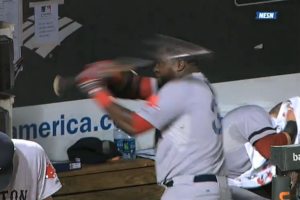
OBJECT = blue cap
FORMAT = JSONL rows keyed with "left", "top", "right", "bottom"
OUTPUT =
{"left": 0, "top": 132, "right": 14, "bottom": 190}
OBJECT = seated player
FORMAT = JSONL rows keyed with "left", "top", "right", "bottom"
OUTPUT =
{"left": 0, "top": 131, "right": 62, "bottom": 200}
{"left": 222, "top": 103, "right": 297, "bottom": 199}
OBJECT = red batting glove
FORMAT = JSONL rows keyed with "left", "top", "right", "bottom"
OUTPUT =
{"left": 76, "top": 67, "right": 107, "bottom": 97}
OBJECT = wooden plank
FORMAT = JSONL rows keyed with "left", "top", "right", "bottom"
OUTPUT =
{"left": 58, "top": 159, "right": 155, "bottom": 178}
{"left": 56, "top": 167, "right": 157, "bottom": 195}
{"left": 54, "top": 184, "right": 164, "bottom": 200}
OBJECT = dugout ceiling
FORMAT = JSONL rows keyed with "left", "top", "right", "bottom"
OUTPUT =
{"left": 11, "top": 0, "right": 299, "bottom": 107}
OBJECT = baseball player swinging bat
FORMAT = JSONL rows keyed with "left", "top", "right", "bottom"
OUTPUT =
{"left": 53, "top": 35, "right": 236, "bottom": 200}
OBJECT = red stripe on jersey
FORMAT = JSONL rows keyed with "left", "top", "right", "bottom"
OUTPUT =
{"left": 131, "top": 113, "right": 154, "bottom": 134}
{"left": 93, "top": 91, "right": 114, "bottom": 108}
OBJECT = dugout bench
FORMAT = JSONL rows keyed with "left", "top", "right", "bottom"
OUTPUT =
{"left": 53, "top": 158, "right": 164, "bottom": 200}
{"left": 271, "top": 145, "right": 300, "bottom": 200}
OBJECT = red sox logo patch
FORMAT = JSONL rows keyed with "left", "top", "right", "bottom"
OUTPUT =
{"left": 46, "top": 163, "right": 56, "bottom": 179}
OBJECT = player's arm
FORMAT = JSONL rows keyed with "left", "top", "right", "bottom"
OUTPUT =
{"left": 241, "top": 106, "right": 297, "bottom": 159}
{"left": 35, "top": 143, "right": 62, "bottom": 200}
{"left": 254, "top": 121, "right": 297, "bottom": 159}
{"left": 90, "top": 81, "right": 186, "bottom": 135}
{"left": 107, "top": 71, "right": 158, "bottom": 100}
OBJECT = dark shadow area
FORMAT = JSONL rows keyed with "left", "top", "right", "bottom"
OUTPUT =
{"left": 12, "top": 0, "right": 299, "bottom": 107}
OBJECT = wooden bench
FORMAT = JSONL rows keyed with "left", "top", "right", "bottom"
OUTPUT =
{"left": 54, "top": 158, "right": 164, "bottom": 200}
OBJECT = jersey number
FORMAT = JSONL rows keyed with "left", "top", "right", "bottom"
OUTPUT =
{"left": 203, "top": 78, "right": 222, "bottom": 135}
{"left": 211, "top": 98, "right": 222, "bottom": 135}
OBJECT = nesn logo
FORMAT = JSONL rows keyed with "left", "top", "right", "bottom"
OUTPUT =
{"left": 256, "top": 12, "right": 277, "bottom": 20}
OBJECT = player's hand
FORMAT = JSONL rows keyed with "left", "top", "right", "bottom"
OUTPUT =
{"left": 287, "top": 106, "right": 296, "bottom": 122}
{"left": 76, "top": 70, "right": 106, "bottom": 97}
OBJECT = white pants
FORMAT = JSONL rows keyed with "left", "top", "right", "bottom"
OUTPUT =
{"left": 160, "top": 181, "right": 270, "bottom": 200}
{"left": 161, "top": 182, "right": 222, "bottom": 200}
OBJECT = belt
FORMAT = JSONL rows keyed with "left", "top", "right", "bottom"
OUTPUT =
{"left": 164, "top": 174, "right": 218, "bottom": 187}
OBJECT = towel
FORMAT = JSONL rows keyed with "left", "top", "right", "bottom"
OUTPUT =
{"left": 289, "top": 97, "right": 300, "bottom": 144}
{"left": 273, "top": 102, "right": 290, "bottom": 132}
{"left": 275, "top": 96, "right": 300, "bottom": 144}
{"left": 227, "top": 142, "right": 275, "bottom": 188}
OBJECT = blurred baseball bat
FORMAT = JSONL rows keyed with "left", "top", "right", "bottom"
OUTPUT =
{"left": 54, "top": 35, "right": 214, "bottom": 97}
{"left": 53, "top": 58, "right": 154, "bottom": 97}
{"left": 53, "top": 75, "right": 76, "bottom": 97}
{"left": 142, "top": 34, "right": 214, "bottom": 60}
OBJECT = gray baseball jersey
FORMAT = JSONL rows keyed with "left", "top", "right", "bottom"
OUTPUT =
{"left": 137, "top": 73, "right": 227, "bottom": 183}
{"left": 0, "top": 139, "right": 62, "bottom": 200}
{"left": 222, "top": 105, "right": 276, "bottom": 178}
